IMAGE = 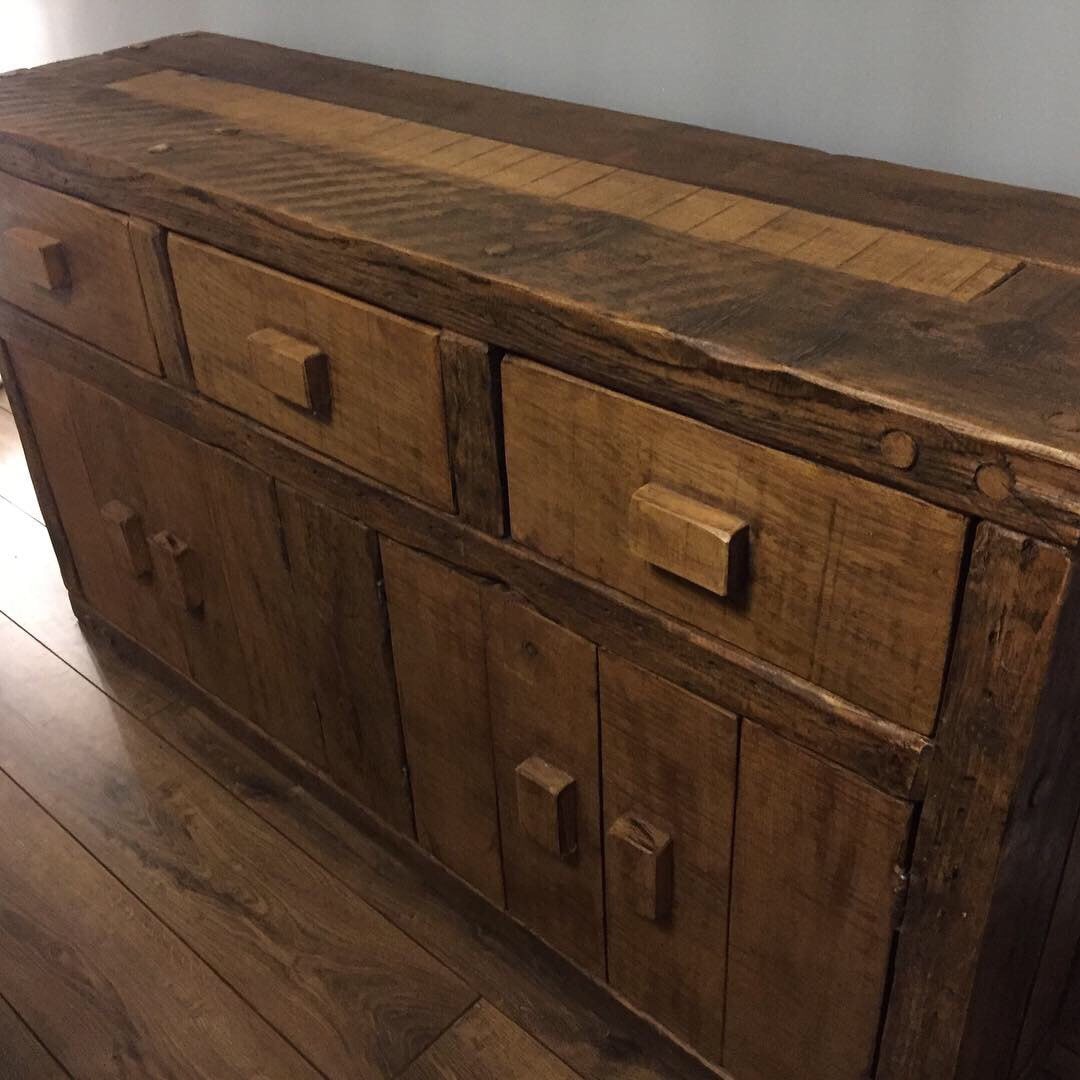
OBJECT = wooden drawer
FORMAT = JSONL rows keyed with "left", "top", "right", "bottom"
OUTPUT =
{"left": 503, "top": 359, "right": 968, "bottom": 733}
{"left": 485, "top": 591, "right": 605, "bottom": 977}
{"left": 169, "top": 236, "right": 454, "bottom": 510}
{"left": 0, "top": 173, "right": 160, "bottom": 373}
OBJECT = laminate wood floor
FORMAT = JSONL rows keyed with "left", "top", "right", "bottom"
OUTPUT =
{"left": 0, "top": 403, "right": 722, "bottom": 1080}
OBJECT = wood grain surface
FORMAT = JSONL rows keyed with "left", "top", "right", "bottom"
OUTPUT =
{"left": 2, "top": 64, "right": 1080, "bottom": 540}
{"left": 100, "top": 33, "right": 1080, "bottom": 273}
{"left": 600, "top": 654, "right": 738, "bottom": 1064}
{"left": 0, "top": 170, "right": 159, "bottom": 373}
{"left": 485, "top": 590, "right": 604, "bottom": 976}
{"left": 400, "top": 1000, "right": 582, "bottom": 1080}
{"left": 504, "top": 358, "right": 966, "bottom": 731}
{"left": 112, "top": 67, "right": 1020, "bottom": 302}
{"left": 382, "top": 540, "right": 506, "bottom": 905}
{"left": 0, "top": 767, "right": 323, "bottom": 1080}
{"left": 0, "top": 402, "right": 718, "bottom": 1080}
{"left": 879, "top": 525, "right": 1080, "bottom": 1080}
{"left": 725, "top": 722, "right": 913, "bottom": 1080}
{"left": 0, "top": 312, "right": 928, "bottom": 800}
{"left": 0, "top": 611, "right": 477, "bottom": 1078}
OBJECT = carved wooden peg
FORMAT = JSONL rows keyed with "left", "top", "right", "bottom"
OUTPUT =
{"left": 99, "top": 500, "right": 152, "bottom": 578}
{"left": 515, "top": 755, "right": 578, "bottom": 857}
{"left": 608, "top": 813, "right": 674, "bottom": 921}
{"left": 880, "top": 430, "right": 919, "bottom": 470}
{"left": 3, "top": 226, "right": 70, "bottom": 291}
{"left": 149, "top": 531, "right": 204, "bottom": 613}
{"left": 245, "top": 326, "right": 331, "bottom": 415}
{"left": 628, "top": 482, "right": 749, "bottom": 597}
{"left": 976, "top": 463, "right": 1014, "bottom": 502}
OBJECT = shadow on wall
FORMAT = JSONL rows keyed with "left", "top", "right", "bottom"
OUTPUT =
{"left": 4, "top": 0, "right": 1079, "bottom": 198}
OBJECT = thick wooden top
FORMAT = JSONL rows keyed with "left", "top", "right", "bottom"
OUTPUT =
{"left": 4, "top": 32, "right": 1080, "bottom": 541}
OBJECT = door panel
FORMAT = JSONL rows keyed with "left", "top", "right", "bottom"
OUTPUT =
{"left": 382, "top": 540, "right": 504, "bottom": 906}
{"left": 725, "top": 722, "right": 914, "bottom": 1080}
{"left": 485, "top": 590, "right": 604, "bottom": 976}
{"left": 600, "top": 653, "right": 738, "bottom": 1064}
{"left": 276, "top": 484, "right": 413, "bottom": 834}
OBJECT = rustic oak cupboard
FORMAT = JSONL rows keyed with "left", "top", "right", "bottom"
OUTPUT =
{"left": 3, "top": 33, "right": 1080, "bottom": 1080}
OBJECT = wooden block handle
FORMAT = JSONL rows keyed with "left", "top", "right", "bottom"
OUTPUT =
{"left": 245, "top": 327, "right": 331, "bottom": 415}
{"left": 99, "top": 500, "right": 152, "bottom": 579}
{"left": 608, "top": 813, "right": 674, "bottom": 921}
{"left": 2, "top": 227, "right": 70, "bottom": 292}
{"left": 515, "top": 756, "right": 578, "bottom": 857}
{"left": 628, "top": 482, "right": 749, "bottom": 597}
{"left": 149, "top": 531, "right": 204, "bottom": 614}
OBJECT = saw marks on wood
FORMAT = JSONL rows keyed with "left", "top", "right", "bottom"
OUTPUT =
{"left": 109, "top": 69, "right": 1020, "bottom": 303}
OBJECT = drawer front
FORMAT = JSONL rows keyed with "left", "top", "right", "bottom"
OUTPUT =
{"left": 503, "top": 359, "right": 967, "bottom": 733}
{"left": 382, "top": 541, "right": 505, "bottom": 905}
{"left": 169, "top": 236, "right": 453, "bottom": 510}
{"left": 0, "top": 173, "right": 160, "bottom": 373}
{"left": 485, "top": 590, "right": 605, "bottom": 977}
{"left": 600, "top": 654, "right": 738, "bottom": 1063}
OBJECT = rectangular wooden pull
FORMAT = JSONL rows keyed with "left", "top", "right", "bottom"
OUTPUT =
{"left": 245, "top": 327, "right": 331, "bottom": 415}
{"left": 149, "top": 531, "right": 204, "bottom": 613}
{"left": 628, "top": 482, "right": 749, "bottom": 597}
{"left": 3, "top": 226, "right": 70, "bottom": 291}
{"left": 515, "top": 756, "right": 578, "bottom": 857}
{"left": 99, "top": 500, "right": 152, "bottom": 578}
{"left": 608, "top": 813, "right": 674, "bottom": 921}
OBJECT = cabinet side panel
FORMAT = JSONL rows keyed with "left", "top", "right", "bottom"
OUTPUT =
{"left": 879, "top": 525, "right": 1078, "bottom": 1080}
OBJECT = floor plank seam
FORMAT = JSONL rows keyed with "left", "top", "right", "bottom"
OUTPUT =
{"left": 390, "top": 996, "right": 484, "bottom": 1079}
{"left": 0, "top": 608, "right": 169, "bottom": 727}
{"left": 0, "top": 620, "right": 332, "bottom": 1080}
{"left": 0, "top": 988, "right": 74, "bottom": 1079}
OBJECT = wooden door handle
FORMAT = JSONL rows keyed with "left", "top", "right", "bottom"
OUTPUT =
{"left": 245, "top": 327, "right": 331, "bottom": 415}
{"left": 608, "top": 813, "right": 674, "bottom": 921}
{"left": 628, "top": 482, "right": 749, "bottom": 597}
{"left": 3, "top": 226, "right": 70, "bottom": 291}
{"left": 149, "top": 531, "right": 204, "bottom": 614}
{"left": 99, "top": 500, "right": 152, "bottom": 579}
{"left": 515, "top": 755, "right": 578, "bottom": 857}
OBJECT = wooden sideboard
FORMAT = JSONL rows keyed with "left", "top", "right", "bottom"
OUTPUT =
{"left": 3, "top": 33, "right": 1080, "bottom": 1080}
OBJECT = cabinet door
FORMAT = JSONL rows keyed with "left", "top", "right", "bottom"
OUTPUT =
{"left": 196, "top": 450, "right": 413, "bottom": 831}
{"left": 600, "top": 653, "right": 738, "bottom": 1064}
{"left": 13, "top": 352, "right": 412, "bottom": 832}
{"left": 382, "top": 540, "right": 504, "bottom": 905}
{"left": 276, "top": 485, "right": 412, "bottom": 835}
{"left": 485, "top": 590, "right": 604, "bottom": 977}
{"left": 725, "top": 722, "right": 913, "bottom": 1080}
{"left": 11, "top": 347, "right": 245, "bottom": 706}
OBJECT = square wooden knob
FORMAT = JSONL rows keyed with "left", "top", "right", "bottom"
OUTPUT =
{"left": 99, "top": 500, "right": 152, "bottom": 578}
{"left": 608, "top": 813, "right": 674, "bottom": 921}
{"left": 628, "top": 482, "right": 749, "bottom": 597}
{"left": 515, "top": 756, "right": 578, "bottom": 857}
{"left": 149, "top": 531, "right": 204, "bottom": 613}
{"left": 246, "top": 327, "right": 331, "bottom": 415}
{"left": 3, "top": 226, "right": 70, "bottom": 292}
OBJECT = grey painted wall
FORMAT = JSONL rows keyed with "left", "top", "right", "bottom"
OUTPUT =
{"left": 6, "top": 0, "right": 1080, "bottom": 197}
